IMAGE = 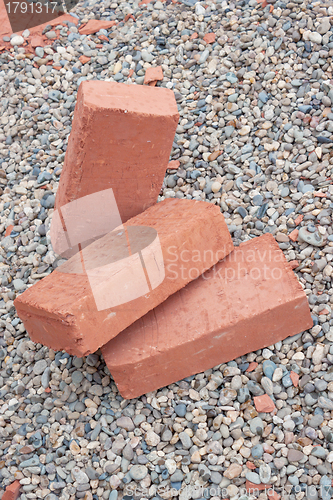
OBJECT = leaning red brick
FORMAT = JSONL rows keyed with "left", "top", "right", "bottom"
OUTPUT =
{"left": 3, "top": 481, "right": 21, "bottom": 500}
{"left": 14, "top": 199, "right": 233, "bottom": 357}
{"left": 102, "top": 234, "right": 312, "bottom": 399}
{"left": 55, "top": 80, "right": 179, "bottom": 224}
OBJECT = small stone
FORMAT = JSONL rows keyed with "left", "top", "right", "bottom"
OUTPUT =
{"left": 224, "top": 463, "right": 242, "bottom": 479}
{"left": 211, "top": 181, "right": 221, "bottom": 193}
{"left": 145, "top": 430, "right": 160, "bottom": 447}
{"left": 287, "top": 449, "right": 304, "bottom": 462}
{"left": 174, "top": 404, "right": 186, "bottom": 417}
{"left": 246, "top": 471, "right": 261, "bottom": 484}
{"left": 71, "top": 467, "right": 89, "bottom": 484}
{"left": 33, "top": 359, "right": 47, "bottom": 375}
{"left": 10, "top": 35, "right": 24, "bottom": 46}
{"left": 239, "top": 126, "right": 251, "bottom": 136}
{"left": 259, "top": 463, "right": 271, "bottom": 483}
{"left": 116, "top": 417, "right": 134, "bottom": 431}
{"left": 129, "top": 465, "right": 148, "bottom": 481}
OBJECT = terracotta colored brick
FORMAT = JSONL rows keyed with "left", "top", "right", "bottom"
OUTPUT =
{"left": 3, "top": 480, "right": 20, "bottom": 500}
{"left": 144, "top": 66, "right": 163, "bottom": 85}
{"left": 289, "top": 260, "right": 299, "bottom": 270}
{"left": 102, "top": 234, "right": 312, "bottom": 399}
{"left": 254, "top": 394, "right": 276, "bottom": 413}
{"left": 0, "top": 0, "right": 12, "bottom": 38}
{"left": 14, "top": 199, "right": 233, "bottom": 357}
{"left": 289, "top": 228, "right": 299, "bottom": 242}
{"left": 246, "top": 461, "right": 256, "bottom": 470}
{"left": 78, "top": 20, "right": 117, "bottom": 35}
{"left": 55, "top": 80, "right": 179, "bottom": 224}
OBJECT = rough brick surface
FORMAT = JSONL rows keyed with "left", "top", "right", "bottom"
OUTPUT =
{"left": 14, "top": 199, "right": 233, "bottom": 357}
{"left": 55, "top": 80, "right": 179, "bottom": 223}
{"left": 102, "top": 234, "right": 312, "bottom": 399}
{"left": 0, "top": 0, "right": 11, "bottom": 37}
{"left": 2, "top": 480, "right": 20, "bottom": 500}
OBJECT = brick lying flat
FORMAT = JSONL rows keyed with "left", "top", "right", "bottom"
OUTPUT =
{"left": 55, "top": 80, "right": 179, "bottom": 224}
{"left": 14, "top": 199, "right": 233, "bottom": 357}
{"left": 102, "top": 234, "right": 312, "bottom": 399}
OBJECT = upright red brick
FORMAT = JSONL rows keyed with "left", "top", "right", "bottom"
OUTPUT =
{"left": 2, "top": 480, "right": 20, "bottom": 500}
{"left": 102, "top": 234, "right": 312, "bottom": 399}
{"left": 55, "top": 80, "right": 179, "bottom": 223}
{"left": 14, "top": 199, "right": 233, "bottom": 357}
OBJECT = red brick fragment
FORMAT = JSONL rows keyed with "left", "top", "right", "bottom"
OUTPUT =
{"left": 55, "top": 80, "right": 179, "bottom": 224}
{"left": 5, "top": 225, "right": 13, "bottom": 237}
{"left": 79, "top": 55, "right": 91, "bottom": 64}
{"left": 191, "top": 33, "right": 198, "bottom": 40}
{"left": 124, "top": 13, "right": 135, "bottom": 22}
{"left": 167, "top": 160, "right": 180, "bottom": 170}
{"left": 313, "top": 192, "right": 327, "bottom": 198}
{"left": 290, "top": 371, "right": 299, "bottom": 387}
{"left": 246, "top": 362, "right": 258, "bottom": 372}
{"left": 3, "top": 480, "right": 20, "bottom": 500}
{"left": 256, "top": 0, "right": 268, "bottom": 6}
{"left": 294, "top": 214, "right": 303, "bottom": 225}
{"left": 79, "top": 20, "right": 117, "bottom": 35}
{"left": 203, "top": 33, "right": 216, "bottom": 44}
{"left": 289, "top": 229, "right": 299, "bottom": 242}
{"left": 102, "top": 234, "right": 312, "bottom": 399}
{"left": 246, "top": 480, "right": 272, "bottom": 492}
{"left": 31, "top": 35, "right": 44, "bottom": 48}
{"left": 268, "top": 490, "right": 281, "bottom": 500}
{"left": 144, "top": 66, "right": 163, "bottom": 85}
{"left": 289, "top": 260, "right": 299, "bottom": 270}
{"left": 246, "top": 461, "right": 256, "bottom": 470}
{"left": 15, "top": 199, "right": 233, "bottom": 357}
{"left": 254, "top": 394, "right": 276, "bottom": 413}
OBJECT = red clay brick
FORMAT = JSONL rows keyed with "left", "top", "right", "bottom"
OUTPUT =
{"left": 14, "top": 199, "right": 233, "bottom": 357}
{"left": 102, "top": 234, "right": 312, "bottom": 399}
{"left": 0, "top": 0, "right": 12, "bottom": 38}
{"left": 3, "top": 480, "right": 20, "bottom": 500}
{"left": 55, "top": 80, "right": 179, "bottom": 224}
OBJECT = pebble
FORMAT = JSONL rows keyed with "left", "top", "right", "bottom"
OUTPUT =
{"left": 10, "top": 35, "right": 24, "bottom": 46}
{"left": 129, "top": 465, "right": 148, "bottom": 481}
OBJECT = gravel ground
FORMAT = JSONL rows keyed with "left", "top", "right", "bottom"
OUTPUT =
{"left": 1, "top": 0, "right": 333, "bottom": 499}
